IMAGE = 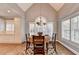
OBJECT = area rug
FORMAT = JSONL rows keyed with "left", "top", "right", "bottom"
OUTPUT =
{"left": 19, "top": 45, "right": 60, "bottom": 55}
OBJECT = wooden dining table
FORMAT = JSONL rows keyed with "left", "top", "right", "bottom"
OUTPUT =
{"left": 27, "top": 35, "right": 50, "bottom": 50}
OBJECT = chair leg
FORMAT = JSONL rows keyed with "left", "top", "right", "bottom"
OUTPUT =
{"left": 27, "top": 42, "right": 30, "bottom": 48}
{"left": 25, "top": 50, "right": 27, "bottom": 54}
{"left": 25, "top": 42, "right": 28, "bottom": 54}
{"left": 25, "top": 42, "right": 30, "bottom": 54}
{"left": 46, "top": 43, "right": 48, "bottom": 54}
{"left": 53, "top": 46, "right": 57, "bottom": 54}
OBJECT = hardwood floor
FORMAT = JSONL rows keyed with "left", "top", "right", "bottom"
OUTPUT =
{"left": 56, "top": 42, "right": 75, "bottom": 55}
{"left": 0, "top": 42, "right": 75, "bottom": 55}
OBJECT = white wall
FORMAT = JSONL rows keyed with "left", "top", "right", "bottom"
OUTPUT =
{"left": 20, "top": 16, "right": 26, "bottom": 42}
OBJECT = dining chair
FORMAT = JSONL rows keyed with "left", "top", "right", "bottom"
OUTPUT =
{"left": 45, "top": 35, "right": 49, "bottom": 54}
{"left": 33, "top": 35, "right": 45, "bottom": 55}
{"left": 52, "top": 33, "right": 57, "bottom": 54}
{"left": 25, "top": 34, "right": 30, "bottom": 54}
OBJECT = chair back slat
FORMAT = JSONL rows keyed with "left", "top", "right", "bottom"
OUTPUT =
{"left": 52, "top": 33, "right": 56, "bottom": 45}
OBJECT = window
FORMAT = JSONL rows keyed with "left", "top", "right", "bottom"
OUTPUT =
{"left": 0, "top": 19, "right": 14, "bottom": 33}
{"left": 71, "top": 16, "right": 79, "bottom": 43}
{"left": 29, "top": 22, "right": 35, "bottom": 35}
{"left": 29, "top": 16, "right": 53, "bottom": 37}
{"left": 6, "top": 20, "right": 14, "bottom": 32}
{"left": 6, "top": 23, "right": 14, "bottom": 31}
{"left": 29, "top": 22, "right": 53, "bottom": 37}
{"left": 62, "top": 19, "right": 70, "bottom": 40}
{"left": 0, "top": 18, "right": 5, "bottom": 32}
{"left": 47, "top": 23, "right": 53, "bottom": 37}
{"left": 62, "top": 15, "right": 79, "bottom": 44}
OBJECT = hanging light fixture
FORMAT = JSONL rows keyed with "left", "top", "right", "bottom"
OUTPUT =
{"left": 36, "top": 4, "right": 41, "bottom": 26}
{"left": 36, "top": 3, "right": 46, "bottom": 26}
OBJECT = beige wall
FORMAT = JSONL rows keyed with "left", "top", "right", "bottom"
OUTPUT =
{"left": 25, "top": 3, "right": 58, "bottom": 34}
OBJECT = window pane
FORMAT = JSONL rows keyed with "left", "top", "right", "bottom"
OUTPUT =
{"left": 29, "top": 23, "right": 35, "bottom": 35}
{"left": 71, "top": 17, "right": 77, "bottom": 42}
{"left": 71, "top": 16, "right": 79, "bottom": 43}
{"left": 47, "top": 22, "right": 53, "bottom": 37}
{"left": 0, "top": 19, "right": 4, "bottom": 31}
{"left": 6, "top": 23, "right": 14, "bottom": 31}
{"left": 77, "top": 16, "right": 79, "bottom": 43}
{"left": 62, "top": 19, "right": 70, "bottom": 40}
{"left": 29, "top": 22, "right": 53, "bottom": 37}
{"left": 6, "top": 20, "right": 14, "bottom": 32}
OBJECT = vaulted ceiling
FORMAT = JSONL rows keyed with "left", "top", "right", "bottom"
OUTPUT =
{"left": 17, "top": 3, "right": 33, "bottom": 12}
{"left": 17, "top": 3, "right": 64, "bottom": 12}
{"left": 0, "top": 3, "right": 64, "bottom": 18}
{"left": 49, "top": 3, "right": 64, "bottom": 11}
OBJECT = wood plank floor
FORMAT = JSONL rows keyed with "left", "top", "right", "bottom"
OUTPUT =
{"left": 0, "top": 42, "right": 75, "bottom": 55}
{"left": 56, "top": 42, "right": 75, "bottom": 55}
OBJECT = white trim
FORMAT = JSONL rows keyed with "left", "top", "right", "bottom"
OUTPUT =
{"left": 57, "top": 40, "right": 79, "bottom": 55}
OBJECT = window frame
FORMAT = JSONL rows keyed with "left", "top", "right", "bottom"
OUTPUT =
{"left": 61, "top": 15, "right": 79, "bottom": 44}
{"left": 0, "top": 19, "right": 15, "bottom": 34}
{"left": 61, "top": 19, "right": 71, "bottom": 40}
{"left": 29, "top": 22, "right": 53, "bottom": 37}
{"left": 0, "top": 18, "right": 5, "bottom": 32}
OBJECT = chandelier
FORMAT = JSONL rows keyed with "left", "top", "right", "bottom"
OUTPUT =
{"left": 36, "top": 16, "right": 46, "bottom": 26}
{"left": 36, "top": 4, "right": 46, "bottom": 26}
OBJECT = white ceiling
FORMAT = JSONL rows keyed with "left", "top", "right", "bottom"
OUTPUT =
{"left": 17, "top": 3, "right": 64, "bottom": 12}
{"left": 0, "top": 3, "right": 24, "bottom": 18}
{"left": 17, "top": 3, "right": 33, "bottom": 11}
{"left": 49, "top": 3, "right": 64, "bottom": 11}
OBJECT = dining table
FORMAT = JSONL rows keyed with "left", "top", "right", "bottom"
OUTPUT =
{"left": 27, "top": 35, "right": 50, "bottom": 51}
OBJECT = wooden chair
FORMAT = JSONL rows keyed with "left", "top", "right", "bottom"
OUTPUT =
{"left": 33, "top": 35, "right": 45, "bottom": 55}
{"left": 25, "top": 34, "right": 30, "bottom": 53}
{"left": 45, "top": 35, "right": 49, "bottom": 54}
{"left": 52, "top": 33, "right": 57, "bottom": 54}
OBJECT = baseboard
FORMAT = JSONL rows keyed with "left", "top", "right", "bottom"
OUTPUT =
{"left": 57, "top": 40, "right": 79, "bottom": 55}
